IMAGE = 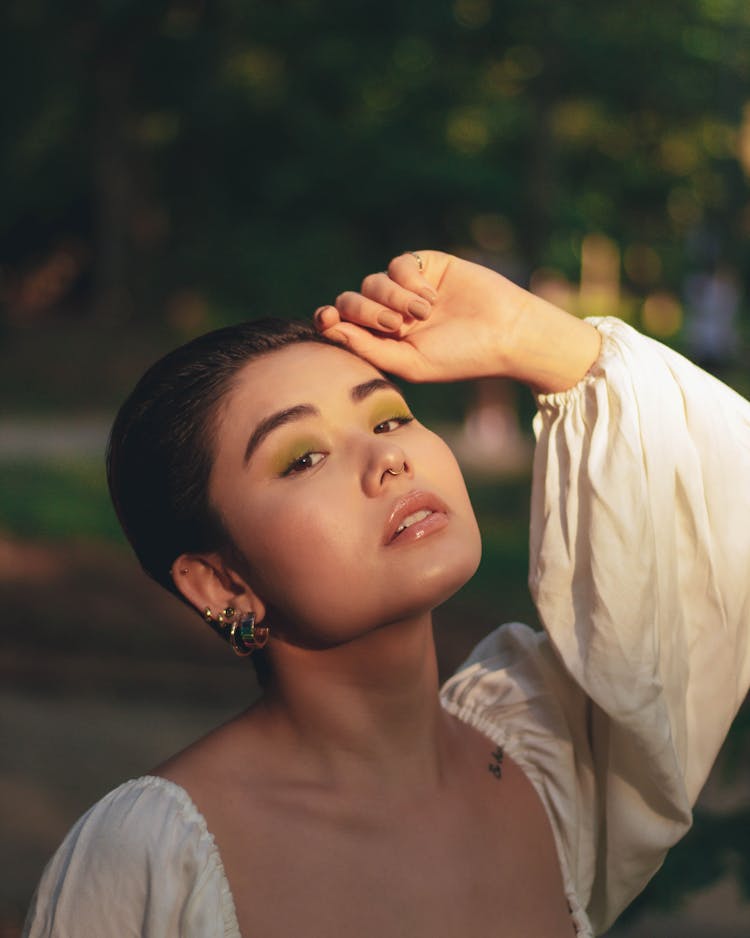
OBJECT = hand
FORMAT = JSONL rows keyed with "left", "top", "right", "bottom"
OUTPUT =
{"left": 313, "top": 251, "right": 601, "bottom": 392}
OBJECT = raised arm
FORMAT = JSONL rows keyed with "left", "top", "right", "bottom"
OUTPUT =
{"left": 314, "top": 250, "right": 601, "bottom": 393}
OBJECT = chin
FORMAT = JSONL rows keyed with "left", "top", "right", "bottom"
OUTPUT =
{"left": 385, "top": 541, "right": 482, "bottom": 622}
{"left": 427, "top": 553, "right": 482, "bottom": 609}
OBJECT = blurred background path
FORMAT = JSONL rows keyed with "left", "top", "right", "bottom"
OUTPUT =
{"left": 0, "top": 418, "right": 109, "bottom": 462}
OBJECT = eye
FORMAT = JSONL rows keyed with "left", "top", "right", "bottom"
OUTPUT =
{"left": 282, "top": 451, "right": 326, "bottom": 476}
{"left": 374, "top": 415, "right": 414, "bottom": 434}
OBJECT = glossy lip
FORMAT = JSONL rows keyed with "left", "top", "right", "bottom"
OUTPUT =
{"left": 384, "top": 490, "right": 450, "bottom": 545}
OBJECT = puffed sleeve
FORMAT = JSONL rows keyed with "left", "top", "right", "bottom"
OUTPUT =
{"left": 23, "top": 776, "right": 241, "bottom": 938}
{"left": 530, "top": 317, "right": 750, "bottom": 930}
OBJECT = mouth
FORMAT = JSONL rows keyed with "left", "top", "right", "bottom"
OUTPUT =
{"left": 384, "top": 491, "right": 449, "bottom": 545}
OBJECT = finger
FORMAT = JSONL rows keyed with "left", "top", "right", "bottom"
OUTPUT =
{"left": 335, "top": 290, "right": 404, "bottom": 333}
{"left": 387, "top": 252, "right": 438, "bottom": 303}
{"left": 360, "top": 272, "right": 432, "bottom": 321}
{"left": 313, "top": 305, "right": 340, "bottom": 332}
{"left": 319, "top": 323, "right": 425, "bottom": 379}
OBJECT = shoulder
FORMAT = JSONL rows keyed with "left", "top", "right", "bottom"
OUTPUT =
{"left": 439, "top": 622, "right": 591, "bottom": 822}
{"left": 24, "top": 776, "right": 239, "bottom": 938}
{"left": 50, "top": 775, "right": 214, "bottom": 873}
{"left": 441, "top": 623, "right": 595, "bottom": 934}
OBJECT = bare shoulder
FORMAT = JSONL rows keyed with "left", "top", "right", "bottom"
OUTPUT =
{"left": 452, "top": 718, "right": 552, "bottom": 824}
{"left": 152, "top": 701, "right": 275, "bottom": 803}
{"left": 444, "top": 714, "right": 574, "bottom": 928}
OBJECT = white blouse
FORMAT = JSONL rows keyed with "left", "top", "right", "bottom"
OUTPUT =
{"left": 23, "top": 318, "right": 750, "bottom": 937}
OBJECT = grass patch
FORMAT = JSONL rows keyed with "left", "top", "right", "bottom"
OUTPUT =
{"left": 0, "top": 460, "right": 123, "bottom": 543}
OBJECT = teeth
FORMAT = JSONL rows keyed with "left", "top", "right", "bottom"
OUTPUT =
{"left": 396, "top": 509, "right": 433, "bottom": 534}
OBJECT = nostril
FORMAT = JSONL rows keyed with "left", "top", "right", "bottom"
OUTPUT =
{"left": 370, "top": 451, "right": 409, "bottom": 491}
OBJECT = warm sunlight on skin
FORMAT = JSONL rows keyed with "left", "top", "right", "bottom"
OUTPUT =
{"left": 208, "top": 342, "right": 482, "bottom": 648}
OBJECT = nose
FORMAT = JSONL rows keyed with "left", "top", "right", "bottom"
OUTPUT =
{"left": 362, "top": 438, "right": 412, "bottom": 496}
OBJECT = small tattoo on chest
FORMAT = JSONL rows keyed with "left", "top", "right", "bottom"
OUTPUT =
{"left": 488, "top": 745, "right": 504, "bottom": 780}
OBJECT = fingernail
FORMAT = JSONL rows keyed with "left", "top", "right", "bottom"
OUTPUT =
{"left": 419, "top": 287, "right": 438, "bottom": 303}
{"left": 407, "top": 299, "right": 431, "bottom": 319}
{"left": 378, "top": 311, "right": 401, "bottom": 330}
{"left": 330, "top": 330, "right": 349, "bottom": 346}
{"left": 314, "top": 305, "right": 331, "bottom": 325}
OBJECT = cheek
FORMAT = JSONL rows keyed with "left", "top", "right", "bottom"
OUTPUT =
{"left": 233, "top": 490, "right": 359, "bottom": 608}
{"left": 419, "top": 431, "right": 476, "bottom": 512}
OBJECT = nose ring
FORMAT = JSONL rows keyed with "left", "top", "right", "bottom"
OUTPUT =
{"left": 386, "top": 465, "right": 405, "bottom": 476}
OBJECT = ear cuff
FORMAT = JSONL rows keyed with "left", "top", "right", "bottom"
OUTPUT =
{"left": 203, "top": 606, "right": 269, "bottom": 657}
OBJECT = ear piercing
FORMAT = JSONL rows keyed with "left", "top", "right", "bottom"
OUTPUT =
{"left": 203, "top": 606, "right": 269, "bottom": 657}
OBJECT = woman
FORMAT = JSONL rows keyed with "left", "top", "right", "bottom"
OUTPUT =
{"left": 24, "top": 251, "right": 750, "bottom": 936}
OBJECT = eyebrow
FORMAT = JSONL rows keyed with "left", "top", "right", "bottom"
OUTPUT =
{"left": 350, "top": 377, "right": 403, "bottom": 402}
{"left": 242, "top": 377, "right": 405, "bottom": 465}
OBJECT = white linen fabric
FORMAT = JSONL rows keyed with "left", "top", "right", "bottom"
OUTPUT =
{"left": 24, "top": 318, "right": 750, "bottom": 937}
{"left": 23, "top": 775, "right": 241, "bottom": 938}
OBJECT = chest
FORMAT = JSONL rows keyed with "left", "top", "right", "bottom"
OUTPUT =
{"left": 219, "top": 754, "right": 575, "bottom": 938}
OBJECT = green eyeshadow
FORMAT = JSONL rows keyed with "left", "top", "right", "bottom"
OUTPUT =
{"left": 368, "top": 396, "right": 412, "bottom": 426}
{"left": 271, "top": 438, "right": 322, "bottom": 476}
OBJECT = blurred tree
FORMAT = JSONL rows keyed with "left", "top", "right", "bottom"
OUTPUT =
{"left": 1, "top": 0, "right": 748, "bottom": 327}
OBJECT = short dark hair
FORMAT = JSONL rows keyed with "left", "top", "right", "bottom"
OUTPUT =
{"left": 106, "top": 318, "right": 330, "bottom": 674}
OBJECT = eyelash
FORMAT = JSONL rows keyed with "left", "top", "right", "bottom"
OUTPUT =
{"left": 374, "top": 414, "right": 414, "bottom": 434}
{"left": 281, "top": 414, "right": 414, "bottom": 476}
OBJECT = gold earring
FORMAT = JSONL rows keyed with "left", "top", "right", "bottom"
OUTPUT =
{"left": 203, "top": 607, "right": 268, "bottom": 657}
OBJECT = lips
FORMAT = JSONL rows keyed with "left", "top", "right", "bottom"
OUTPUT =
{"left": 384, "top": 490, "right": 449, "bottom": 545}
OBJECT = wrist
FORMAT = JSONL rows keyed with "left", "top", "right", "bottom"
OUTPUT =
{"left": 498, "top": 292, "right": 601, "bottom": 394}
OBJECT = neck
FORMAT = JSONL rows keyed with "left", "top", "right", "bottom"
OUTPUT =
{"left": 259, "top": 612, "right": 451, "bottom": 795}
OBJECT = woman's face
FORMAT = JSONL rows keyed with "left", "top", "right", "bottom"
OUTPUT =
{"left": 208, "top": 342, "right": 481, "bottom": 647}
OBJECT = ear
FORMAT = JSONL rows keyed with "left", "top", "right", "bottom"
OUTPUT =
{"left": 171, "top": 551, "right": 267, "bottom": 624}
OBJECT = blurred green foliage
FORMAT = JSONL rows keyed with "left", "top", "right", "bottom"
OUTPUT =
{"left": 1, "top": 0, "right": 749, "bottom": 333}
{"left": 0, "top": 461, "right": 122, "bottom": 541}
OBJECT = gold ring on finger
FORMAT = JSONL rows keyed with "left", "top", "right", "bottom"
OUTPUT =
{"left": 408, "top": 251, "right": 424, "bottom": 272}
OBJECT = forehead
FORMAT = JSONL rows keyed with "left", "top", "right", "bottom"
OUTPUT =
{"left": 226, "top": 342, "right": 388, "bottom": 416}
